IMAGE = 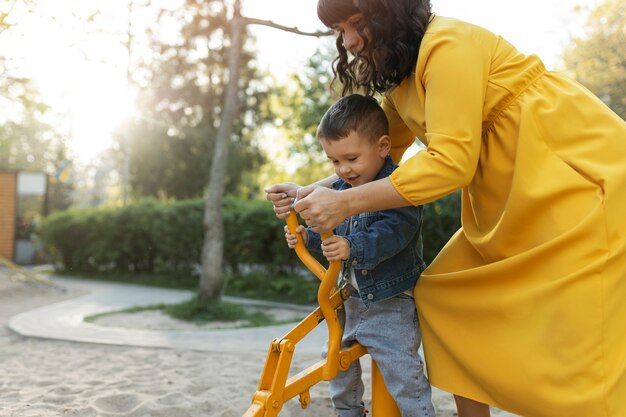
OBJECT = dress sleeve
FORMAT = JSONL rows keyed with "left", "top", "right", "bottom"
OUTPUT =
{"left": 389, "top": 28, "right": 490, "bottom": 206}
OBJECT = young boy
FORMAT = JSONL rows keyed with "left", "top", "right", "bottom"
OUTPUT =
{"left": 284, "top": 94, "right": 435, "bottom": 417}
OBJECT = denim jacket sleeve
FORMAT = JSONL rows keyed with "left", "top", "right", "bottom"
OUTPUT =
{"left": 344, "top": 206, "right": 422, "bottom": 270}
{"left": 305, "top": 227, "right": 323, "bottom": 253}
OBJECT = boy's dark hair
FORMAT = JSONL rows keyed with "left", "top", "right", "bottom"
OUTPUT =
{"left": 317, "top": 94, "right": 388, "bottom": 143}
{"left": 317, "top": 0, "right": 433, "bottom": 96}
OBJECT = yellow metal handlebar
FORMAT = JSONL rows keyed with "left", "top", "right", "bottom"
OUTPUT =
{"left": 285, "top": 211, "right": 342, "bottom": 379}
{"left": 242, "top": 210, "right": 400, "bottom": 416}
{"left": 284, "top": 211, "right": 330, "bottom": 281}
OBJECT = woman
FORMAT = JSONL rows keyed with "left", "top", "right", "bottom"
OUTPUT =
{"left": 266, "top": 0, "right": 626, "bottom": 416}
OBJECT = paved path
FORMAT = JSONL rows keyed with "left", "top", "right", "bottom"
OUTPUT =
{"left": 8, "top": 275, "right": 328, "bottom": 353}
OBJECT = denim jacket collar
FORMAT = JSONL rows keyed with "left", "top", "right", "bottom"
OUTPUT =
{"left": 304, "top": 154, "right": 425, "bottom": 304}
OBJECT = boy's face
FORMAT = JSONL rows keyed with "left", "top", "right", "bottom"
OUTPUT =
{"left": 321, "top": 130, "right": 390, "bottom": 187}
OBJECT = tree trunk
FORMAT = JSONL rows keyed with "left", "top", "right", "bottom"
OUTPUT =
{"left": 198, "top": 0, "right": 242, "bottom": 301}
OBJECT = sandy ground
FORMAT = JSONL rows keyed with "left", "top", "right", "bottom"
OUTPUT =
{"left": 0, "top": 277, "right": 517, "bottom": 417}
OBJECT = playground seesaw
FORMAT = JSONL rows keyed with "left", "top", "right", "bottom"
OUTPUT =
{"left": 241, "top": 211, "right": 401, "bottom": 417}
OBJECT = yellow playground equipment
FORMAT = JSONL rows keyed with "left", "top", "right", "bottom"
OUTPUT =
{"left": 0, "top": 256, "right": 58, "bottom": 287}
{"left": 242, "top": 212, "right": 402, "bottom": 417}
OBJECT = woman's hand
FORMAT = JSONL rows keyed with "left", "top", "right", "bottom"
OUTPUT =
{"left": 284, "top": 225, "right": 307, "bottom": 249}
{"left": 265, "top": 182, "right": 300, "bottom": 219}
{"left": 294, "top": 185, "right": 350, "bottom": 233}
{"left": 321, "top": 236, "right": 350, "bottom": 262}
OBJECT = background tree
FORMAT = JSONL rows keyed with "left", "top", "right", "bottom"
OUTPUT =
{"left": 562, "top": 0, "right": 625, "bottom": 119}
{"left": 113, "top": 0, "right": 269, "bottom": 201}
{"left": 199, "top": 0, "right": 245, "bottom": 299}
{"left": 0, "top": 77, "right": 62, "bottom": 171}
{"left": 0, "top": 0, "right": 73, "bottom": 212}
{"left": 197, "top": 6, "right": 333, "bottom": 300}
{"left": 0, "top": 0, "right": 35, "bottom": 35}
{"left": 275, "top": 40, "right": 338, "bottom": 186}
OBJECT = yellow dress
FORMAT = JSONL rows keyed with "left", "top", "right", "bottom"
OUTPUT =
{"left": 383, "top": 16, "right": 626, "bottom": 417}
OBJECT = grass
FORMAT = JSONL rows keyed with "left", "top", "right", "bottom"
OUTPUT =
{"left": 225, "top": 271, "right": 319, "bottom": 305}
{"left": 59, "top": 269, "right": 320, "bottom": 305}
{"left": 71, "top": 270, "right": 318, "bottom": 327}
{"left": 165, "top": 297, "right": 277, "bottom": 326}
{"left": 85, "top": 297, "right": 301, "bottom": 328}
{"left": 58, "top": 270, "right": 198, "bottom": 290}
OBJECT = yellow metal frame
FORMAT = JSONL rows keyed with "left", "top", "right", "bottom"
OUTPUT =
{"left": 242, "top": 212, "right": 401, "bottom": 416}
{"left": 0, "top": 256, "right": 58, "bottom": 287}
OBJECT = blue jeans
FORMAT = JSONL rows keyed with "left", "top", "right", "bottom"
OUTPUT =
{"left": 324, "top": 291, "right": 435, "bottom": 417}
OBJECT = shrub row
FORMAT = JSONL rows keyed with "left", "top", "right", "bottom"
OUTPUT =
{"left": 37, "top": 193, "right": 460, "bottom": 276}
{"left": 37, "top": 197, "right": 297, "bottom": 276}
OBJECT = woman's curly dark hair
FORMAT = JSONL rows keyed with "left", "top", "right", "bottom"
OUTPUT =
{"left": 318, "top": 0, "right": 433, "bottom": 96}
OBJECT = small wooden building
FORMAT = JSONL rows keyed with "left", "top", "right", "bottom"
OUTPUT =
{"left": 0, "top": 170, "right": 48, "bottom": 264}
{"left": 0, "top": 171, "right": 17, "bottom": 261}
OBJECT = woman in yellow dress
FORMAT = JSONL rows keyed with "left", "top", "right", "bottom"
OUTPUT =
{"left": 266, "top": 0, "right": 626, "bottom": 416}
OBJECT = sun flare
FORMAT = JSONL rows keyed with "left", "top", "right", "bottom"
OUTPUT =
{"left": 9, "top": 0, "right": 138, "bottom": 161}
{"left": 68, "top": 66, "right": 136, "bottom": 161}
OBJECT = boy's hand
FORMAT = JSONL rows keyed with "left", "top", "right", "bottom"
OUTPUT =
{"left": 321, "top": 236, "right": 350, "bottom": 262}
{"left": 284, "top": 225, "right": 307, "bottom": 249}
{"left": 266, "top": 183, "right": 301, "bottom": 218}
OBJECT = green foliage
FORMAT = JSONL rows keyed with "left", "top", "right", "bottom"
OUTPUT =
{"left": 273, "top": 40, "right": 339, "bottom": 185}
{"left": 562, "top": 0, "right": 626, "bottom": 119}
{"left": 422, "top": 191, "right": 462, "bottom": 263}
{"left": 222, "top": 198, "right": 300, "bottom": 274}
{"left": 37, "top": 193, "right": 462, "bottom": 295}
{"left": 0, "top": 33, "right": 72, "bottom": 212}
{"left": 37, "top": 199, "right": 202, "bottom": 275}
{"left": 0, "top": 73, "right": 69, "bottom": 175}
{"left": 112, "top": 1, "right": 272, "bottom": 201}
{"left": 225, "top": 272, "right": 319, "bottom": 305}
{"left": 1, "top": 3, "right": 67, "bottom": 175}
{"left": 37, "top": 197, "right": 302, "bottom": 276}
{"left": 87, "top": 299, "right": 278, "bottom": 327}
{"left": 164, "top": 297, "right": 273, "bottom": 326}
{"left": 61, "top": 270, "right": 199, "bottom": 290}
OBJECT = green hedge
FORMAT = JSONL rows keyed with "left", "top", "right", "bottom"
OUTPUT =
{"left": 37, "top": 197, "right": 299, "bottom": 276}
{"left": 37, "top": 193, "right": 460, "bottom": 276}
{"left": 422, "top": 191, "right": 461, "bottom": 263}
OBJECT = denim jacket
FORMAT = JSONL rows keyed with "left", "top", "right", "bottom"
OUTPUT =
{"left": 306, "top": 156, "right": 426, "bottom": 304}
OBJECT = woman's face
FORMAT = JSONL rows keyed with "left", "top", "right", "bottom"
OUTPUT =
{"left": 333, "top": 13, "right": 368, "bottom": 56}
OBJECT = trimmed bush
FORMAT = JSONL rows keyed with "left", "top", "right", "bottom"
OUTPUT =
{"left": 37, "top": 197, "right": 301, "bottom": 276}
{"left": 37, "top": 192, "right": 460, "bottom": 277}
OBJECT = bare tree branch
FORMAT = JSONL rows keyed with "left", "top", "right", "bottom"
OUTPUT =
{"left": 242, "top": 16, "right": 333, "bottom": 37}
{"left": 0, "top": 0, "right": 21, "bottom": 36}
